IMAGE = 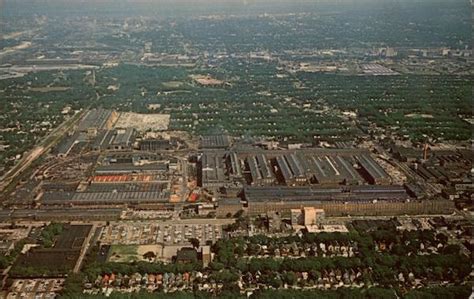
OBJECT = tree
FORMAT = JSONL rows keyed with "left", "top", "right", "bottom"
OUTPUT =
{"left": 209, "top": 261, "right": 225, "bottom": 271}
{"left": 442, "top": 244, "right": 460, "bottom": 255}
{"left": 282, "top": 271, "right": 297, "bottom": 286}
{"left": 234, "top": 210, "right": 244, "bottom": 218}
{"left": 143, "top": 251, "right": 156, "bottom": 260}
{"left": 189, "top": 238, "right": 200, "bottom": 249}
{"left": 365, "top": 288, "right": 397, "bottom": 299}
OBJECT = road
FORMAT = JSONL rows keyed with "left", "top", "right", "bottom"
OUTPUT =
{"left": 0, "top": 110, "right": 86, "bottom": 193}
{"left": 73, "top": 223, "right": 98, "bottom": 273}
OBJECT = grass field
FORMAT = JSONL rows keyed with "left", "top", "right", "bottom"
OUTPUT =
{"left": 107, "top": 244, "right": 164, "bottom": 263}
{"left": 107, "top": 245, "right": 140, "bottom": 263}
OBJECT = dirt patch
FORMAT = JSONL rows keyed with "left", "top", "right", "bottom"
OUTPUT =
{"left": 114, "top": 112, "right": 170, "bottom": 131}
{"left": 162, "top": 81, "right": 184, "bottom": 88}
{"left": 191, "top": 75, "right": 224, "bottom": 86}
{"left": 30, "top": 87, "right": 71, "bottom": 92}
{"left": 405, "top": 113, "right": 434, "bottom": 119}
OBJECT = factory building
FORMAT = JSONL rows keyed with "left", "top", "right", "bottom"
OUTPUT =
{"left": 275, "top": 154, "right": 306, "bottom": 186}
{"left": 284, "top": 153, "right": 307, "bottom": 185}
{"left": 215, "top": 198, "right": 243, "bottom": 217}
{"left": 139, "top": 139, "right": 172, "bottom": 151}
{"left": 276, "top": 155, "right": 296, "bottom": 186}
{"left": 243, "top": 185, "right": 409, "bottom": 203}
{"left": 41, "top": 190, "right": 170, "bottom": 206}
{"left": 94, "top": 153, "right": 170, "bottom": 174}
{"left": 242, "top": 185, "right": 453, "bottom": 216}
{"left": 199, "top": 148, "right": 393, "bottom": 188}
{"left": 300, "top": 153, "right": 364, "bottom": 185}
{"left": 91, "top": 130, "right": 114, "bottom": 151}
{"left": 77, "top": 109, "right": 117, "bottom": 135}
{"left": 391, "top": 146, "right": 423, "bottom": 162}
{"left": 243, "top": 185, "right": 410, "bottom": 215}
{"left": 95, "top": 163, "right": 168, "bottom": 175}
{"left": 54, "top": 132, "right": 87, "bottom": 158}
{"left": 228, "top": 152, "right": 243, "bottom": 179}
{"left": 111, "top": 128, "right": 136, "bottom": 150}
{"left": 199, "top": 151, "right": 228, "bottom": 188}
{"left": 356, "top": 154, "right": 391, "bottom": 185}
{"left": 415, "top": 164, "right": 447, "bottom": 183}
{"left": 86, "top": 182, "right": 166, "bottom": 193}
{"left": 199, "top": 135, "right": 230, "bottom": 149}
{"left": 247, "top": 154, "right": 276, "bottom": 186}
{"left": 412, "top": 149, "right": 472, "bottom": 185}
{"left": 7, "top": 208, "right": 123, "bottom": 221}
{"left": 91, "top": 128, "right": 136, "bottom": 151}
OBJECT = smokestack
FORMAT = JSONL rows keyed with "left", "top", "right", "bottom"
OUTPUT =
{"left": 423, "top": 144, "right": 429, "bottom": 160}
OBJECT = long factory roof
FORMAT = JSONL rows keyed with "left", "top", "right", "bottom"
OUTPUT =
{"left": 356, "top": 154, "right": 390, "bottom": 180}
{"left": 78, "top": 109, "right": 112, "bottom": 131}
{"left": 41, "top": 190, "right": 170, "bottom": 204}
{"left": 244, "top": 185, "right": 409, "bottom": 203}
{"left": 201, "top": 151, "right": 226, "bottom": 183}
{"left": 95, "top": 163, "right": 168, "bottom": 174}
{"left": 200, "top": 135, "right": 230, "bottom": 149}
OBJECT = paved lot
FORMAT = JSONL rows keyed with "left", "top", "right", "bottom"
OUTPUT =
{"left": 100, "top": 219, "right": 234, "bottom": 246}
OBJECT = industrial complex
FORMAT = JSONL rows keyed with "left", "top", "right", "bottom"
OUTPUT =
{"left": 1, "top": 108, "right": 469, "bottom": 224}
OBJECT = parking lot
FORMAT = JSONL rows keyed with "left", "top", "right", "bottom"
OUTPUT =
{"left": 100, "top": 219, "right": 233, "bottom": 246}
{"left": 7, "top": 278, "right": 64, "bottom": 299}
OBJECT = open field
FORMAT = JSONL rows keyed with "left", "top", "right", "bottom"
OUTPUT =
{"left": 107, "top": 245, "right": 140, "bottom": 263}
{"left": 107, "top": 244, "right": 166, "bottom": 263}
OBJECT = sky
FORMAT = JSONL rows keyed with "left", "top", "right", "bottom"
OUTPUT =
{"left": 0, "top": 0, "right": 466, "bottom": 18}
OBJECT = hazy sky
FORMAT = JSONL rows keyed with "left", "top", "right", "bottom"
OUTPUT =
{"left": 0, "top": 0, "right": 465, "bottom": 18}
